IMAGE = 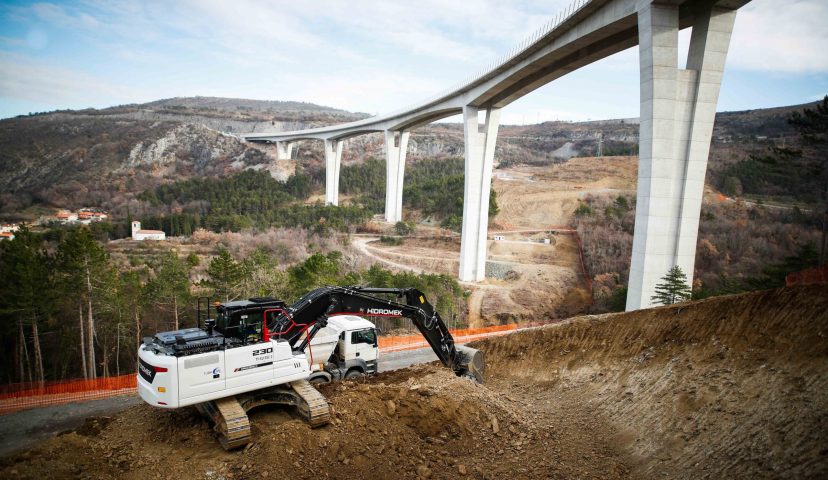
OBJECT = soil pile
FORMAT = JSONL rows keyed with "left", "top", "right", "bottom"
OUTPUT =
{"left": 1, "top": 285, "right": 825, "bottom": 479}
{"left": 474, "top": 284, "right": 828, "bottom": 479}
{"left": 1, "top": 366, "right": 624, "bottom": 480}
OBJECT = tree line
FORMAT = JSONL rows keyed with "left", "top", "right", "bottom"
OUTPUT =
{"left": 0, "top": 226, "right": 465, "bottom": 385}
{"left": 340, "top": 156, "right": 499, "bottom": 230}
{"left": 718, "top": 96, "right": 826, "bottom": 262}
{"left": 135, "top": 169, "right": 370, "bottom": 235}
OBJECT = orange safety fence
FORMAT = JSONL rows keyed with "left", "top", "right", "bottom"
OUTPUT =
{"left": 0, "top": 322, "right": 548, "bottom": 415}
{"left": 567, "top": 230, "right": 594, "bottom": 298}
{"left": 378, "top": 323, "right": 520, "bottom": 353}
{"left": 785, "top": 263, "right": 828, "bottom": 286}
{"left": 0, "top": 374, "right": 137, "bottom": 415}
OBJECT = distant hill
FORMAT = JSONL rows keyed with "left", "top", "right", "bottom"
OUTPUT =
{"left": 141, "top": 96, "right": 366, "bottom": 115}
{"left": 0, "top": 97, "right": 818, "bottom": 220}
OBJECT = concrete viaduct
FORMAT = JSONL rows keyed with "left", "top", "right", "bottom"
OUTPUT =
{"left": 244, "top": 0, "right": 751, "bottom": 311}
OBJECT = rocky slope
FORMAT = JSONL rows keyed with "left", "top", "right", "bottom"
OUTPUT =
{"left": 0, "top": 97, "right": 815, "bottom": 217}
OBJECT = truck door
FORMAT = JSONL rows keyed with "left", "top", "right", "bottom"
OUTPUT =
{"left": 350, "top": 328, "right": 378, "bottom": 373}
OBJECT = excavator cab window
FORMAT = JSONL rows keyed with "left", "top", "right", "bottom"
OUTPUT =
{"left": 216, "top": 310, "right": 265, "bottom": 344}
{"left": 350, "top": 328, "right": 377, "bottom": 347}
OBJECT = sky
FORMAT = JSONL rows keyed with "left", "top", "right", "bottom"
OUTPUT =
{"left": 0, "top": 0, "right": 826, "bottom": 124}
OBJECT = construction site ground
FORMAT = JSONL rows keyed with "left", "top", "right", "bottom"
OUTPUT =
{"left": 2, "top": 285, "right": 825, "bottom": 479}
{"left": 357, "top": 157, "right": 640, "bottom": 326}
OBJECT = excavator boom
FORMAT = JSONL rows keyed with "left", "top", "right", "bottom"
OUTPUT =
{"left": 271, "top": 286, "right": 484, "bottom": 382}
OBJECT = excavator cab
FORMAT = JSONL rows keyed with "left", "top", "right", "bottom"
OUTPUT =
{"left": 214, "top": 298, "right": 287, "bottom": 345}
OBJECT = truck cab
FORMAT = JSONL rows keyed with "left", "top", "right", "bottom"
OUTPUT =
{"left": 306, "top": 315, "right": 379, "bottom": 383}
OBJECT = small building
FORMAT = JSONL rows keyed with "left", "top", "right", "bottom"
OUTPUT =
{"left": 56, "top": 211, "right": 78, "bottom": 223}
{"left": 132, "top": 221, "right": 166, "bottom": 241}
{"left": 0, "top": 231, "right": 13, "bottom": 241}
{"left": 78, "top": 211, "right": 108, "bottom": 224}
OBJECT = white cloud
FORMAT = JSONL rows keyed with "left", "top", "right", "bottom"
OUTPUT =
{"left": 729, "top": 0, "right": 828, "bottom": 73}
{"left": 0, "top": 0, "right": 825, "bottom": 120}
{"left": 0, "top": 51, "right": 149, "bottom": 107}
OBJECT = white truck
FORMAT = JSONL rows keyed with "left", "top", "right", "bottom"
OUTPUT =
{"left": 305, "top": 315, "right": 380, "bottom": 383}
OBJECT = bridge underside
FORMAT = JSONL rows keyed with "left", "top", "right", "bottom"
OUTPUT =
{"left": 242, "top": 0, "right": 747, "bottom": 311}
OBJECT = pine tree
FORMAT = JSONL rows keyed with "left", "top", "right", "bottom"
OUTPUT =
{"left": 205, "top": 249, "right": 246, "bottom": 302}
{"left": 651, "top": 266, "right": 692, "bottom": 306}
{"left": 55, "top": 228, "right": 109, "bottom": 379}
{"left": 146, "top": 251, "right": 191, "bottom": 330}
{"left": 0, "top": 226, "right": 53, "bottom": 383}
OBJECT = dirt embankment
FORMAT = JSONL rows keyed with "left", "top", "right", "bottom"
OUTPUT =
{"left": 1, "top": 367, "right": 601, "bottom": 480}
{"left": 474, "top": 285, "right": 828, "bottom": 479}
{"left": 2, "top": 286, "right": 825, "bottom": 479}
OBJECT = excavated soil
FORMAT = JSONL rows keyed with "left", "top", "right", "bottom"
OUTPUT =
{"left": 475, "top": 285, "right": 828, "bottom": 479}
{"left": 2, "top": 286, "right": 826, "bottom": 479}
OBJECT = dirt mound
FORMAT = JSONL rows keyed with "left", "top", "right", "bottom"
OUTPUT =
{"left": 473, "top": 285, "right": 828, "bottom": 479}
{"left": 3, "top": 366, "right": 597, "bottom": 480}
{"left": 2, "top": 286, "right": 825, "bottom": 479}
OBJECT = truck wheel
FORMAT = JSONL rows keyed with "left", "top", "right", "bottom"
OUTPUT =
{"left": 309, "top": 376, "right": 329, "bottom": 385}
{"left": 345, "top": 369, "right": 364, "bottom": 380}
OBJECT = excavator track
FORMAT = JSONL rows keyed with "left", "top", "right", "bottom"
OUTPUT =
{"left": 198, "top": 380, "right": 330, "bottom": 450}
{"left": 290, "top": 379, "right": 331, "bottom": 427}
{"left": 197, "top": 397, "right": 251, "bottom": 450}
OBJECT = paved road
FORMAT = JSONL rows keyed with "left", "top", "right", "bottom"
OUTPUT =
{"left": 0, "top": 395, "right": 141, "bottom": 457}
{"left": 0, "top": 346, "right": 439, "bottom": 457}
{"left": 378, "top": 346, "right": 439, "bottom": 372}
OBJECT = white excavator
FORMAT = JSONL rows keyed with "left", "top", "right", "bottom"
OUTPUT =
{"left": 137, "top": 286, "right": 484, "bottom": 449}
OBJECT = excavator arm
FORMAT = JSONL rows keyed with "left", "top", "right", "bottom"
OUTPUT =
{"left": 268, "top": 286, "right": 484, "bottom": 382}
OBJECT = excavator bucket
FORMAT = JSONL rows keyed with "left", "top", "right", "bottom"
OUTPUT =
{"left": 455, "top": 345, "right": 485, "bottom": 383}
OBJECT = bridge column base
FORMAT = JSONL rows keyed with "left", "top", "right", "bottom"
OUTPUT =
{"left": 627, "top": 4, "right": 736, "bottom": 311}
{"left": 275, "top": 142, "right": 293, "bottom": 160}
{"left": 384, "top": 130, "right": 410, "bottom": 223}
{"left": 324, "top": 139, "right": 343, "bottom": 206}
{"left": 459, "top": 106, "right": 501, "bottom": 282}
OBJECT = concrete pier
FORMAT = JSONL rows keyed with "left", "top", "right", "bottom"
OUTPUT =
{"left": 626, "top": 4, "right": 735, "bottom": 310}
{"left": 324, "top": 139, "right": 343, "bottom": 206}
{"left": 275, "top": 141, "right": 293, "bottom": 160}
{"left": 384, "top": 130, "right": 410, "bottom": 223}
{"left": 459, "top": 106, "right": 501, "bottom": 282}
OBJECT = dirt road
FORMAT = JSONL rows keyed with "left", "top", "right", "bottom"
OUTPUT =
{"left": 350, "top": 159, "right": 638, "bottom": 327}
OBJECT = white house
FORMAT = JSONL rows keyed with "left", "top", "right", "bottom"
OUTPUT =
{"left": 132, "top": 221, "right": 166, "bottom": 241}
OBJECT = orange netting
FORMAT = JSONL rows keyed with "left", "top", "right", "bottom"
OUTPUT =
{"left": 786, "top": 263, "right": 828, "bottom": 286}
{"left": 378, "top": 323, "right": 520, "bottom": 352}
{"left": 0, "top": 374, "right": 137, "bottom": 415}
{"left": 570, "top": 231, "right": 593, "bottom": 296}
